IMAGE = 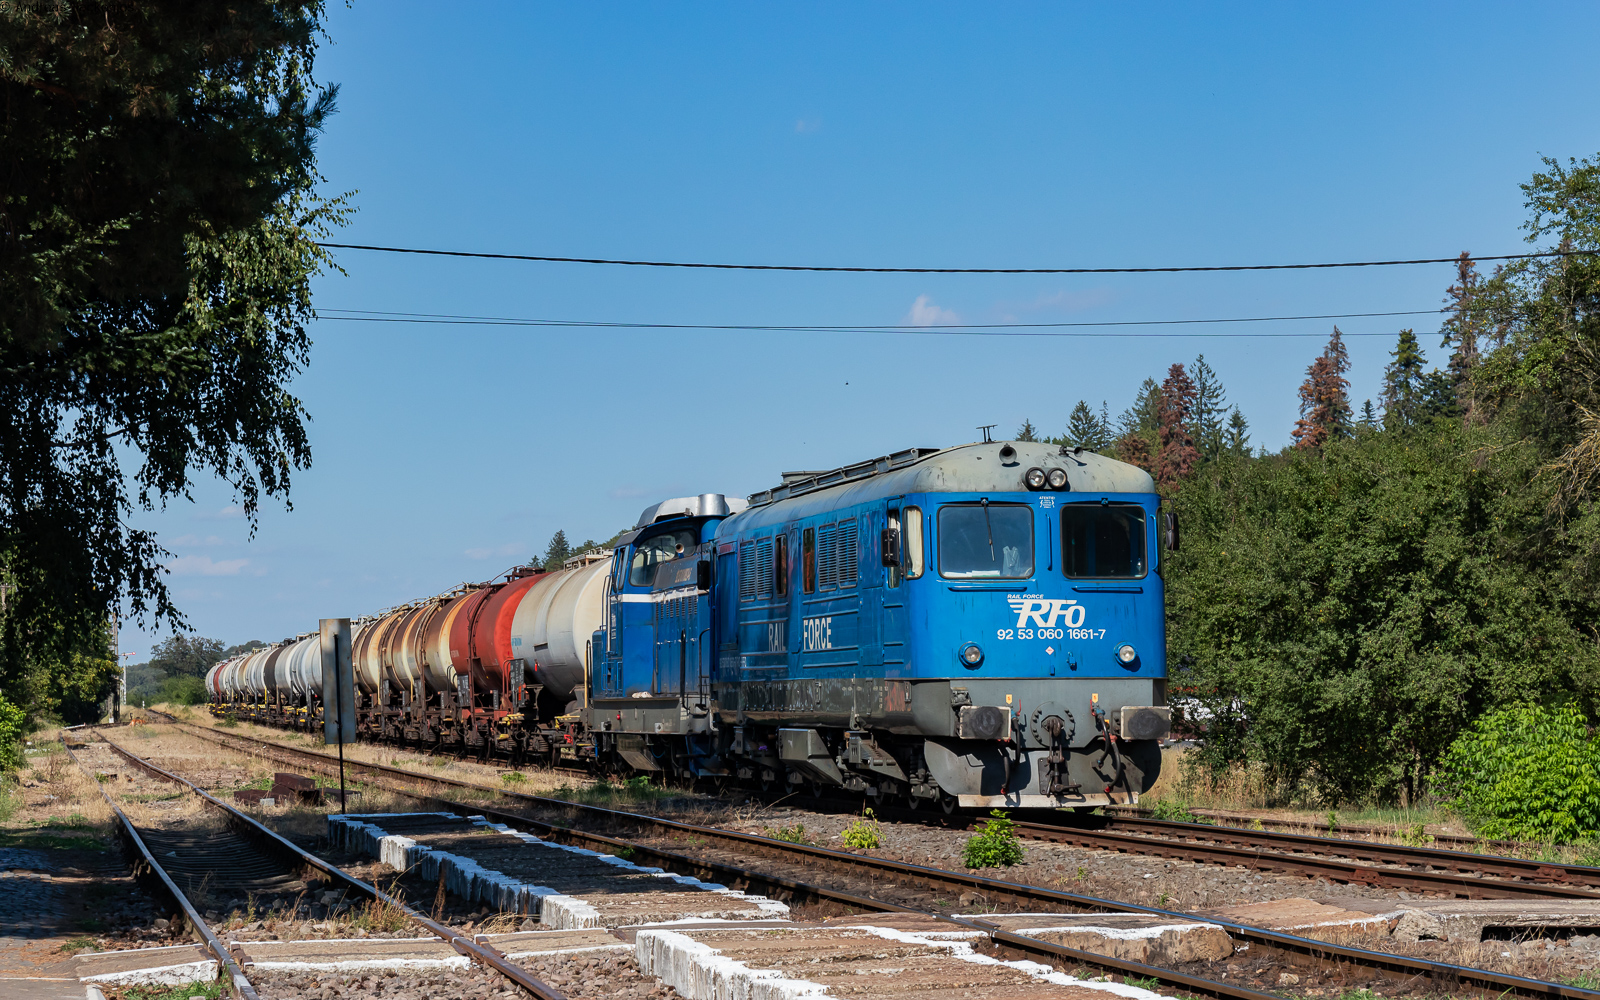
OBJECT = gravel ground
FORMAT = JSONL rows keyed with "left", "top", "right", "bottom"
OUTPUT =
{"left": 251, "top": 949, "right": 682, "bottom": 999}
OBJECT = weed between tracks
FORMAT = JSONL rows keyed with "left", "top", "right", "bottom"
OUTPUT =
{"left": 95, "top": 982, "right": 222, "bottom": 1000}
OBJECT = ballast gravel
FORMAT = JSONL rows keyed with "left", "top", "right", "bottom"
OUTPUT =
{"left": 251, "top": 950, "right": 682, "bottom": 999}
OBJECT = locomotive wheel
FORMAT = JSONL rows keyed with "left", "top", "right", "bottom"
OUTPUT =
{"left": 905, "top": 790, "right": 921, "bottom": 811}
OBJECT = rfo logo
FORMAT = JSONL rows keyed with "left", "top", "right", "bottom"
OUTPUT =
{"left": 1006, "top": 596, "right": 1086, "bottom": 629}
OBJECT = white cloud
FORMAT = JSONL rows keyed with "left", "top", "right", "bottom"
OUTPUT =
{"left": 168, "top": 534, "right": 227, "bottom": 548}
{"left": 166, "top": 555, "right": 250, "bottom": 577}
{"left": 904, "top": 294, "right": 959, "bottom": 327}
{"left": 464, "top": 542, "right": 525, "bottom": 560}
{"left": 196, "top": 504, "right": 245, "bottom": 521}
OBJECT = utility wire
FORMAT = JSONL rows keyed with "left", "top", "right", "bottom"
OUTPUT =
{"left": 317, "top": 306, "right": 1443, "bottom": 338}
{"left": 316, "top": 242, "right": 1596, "bottom": 275}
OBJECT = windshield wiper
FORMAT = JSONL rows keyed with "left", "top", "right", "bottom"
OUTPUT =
{"left": 980, "top": 498, "right": 994, "bottom": 563}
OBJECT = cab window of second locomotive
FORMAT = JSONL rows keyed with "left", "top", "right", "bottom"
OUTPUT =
{"left": 1060, "top": 504, "right": 1147, "bottom": 579}
{"left": 628, "top": 528, "right": 697, "bottom": 586}
{"left": 938, "top": 503, "right": 1034, "bottom": 579}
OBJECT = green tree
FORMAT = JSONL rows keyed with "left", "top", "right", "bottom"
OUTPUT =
{"left": 1441, "top": 252, "right": 1486, "bottom": 424}
{"left": 1062, "top": 400, "right": 1111, "bottom": 451}
{"left": 1014, "top": 419, "right": 1038, "bottom": 442}
{"left": 1169, "top": 422, "right": 1600, "bottom": 805}
{"left": 1189, "top": 355, "right": 1229, "bottom": 462}
{"left": 544, "top": 530, "right": 572, "bottom": 569}
{"left": 1225, "top": 407, "right": 1251, "bottom": 456}
{"left": 148, "top": 635, "right": 225, "bottom": 679}
{"left": 0, "top": 3, "right": 350, "bottom": 720}
{"left": 1381, "top": 329, "right": 1429, "bottom": 429}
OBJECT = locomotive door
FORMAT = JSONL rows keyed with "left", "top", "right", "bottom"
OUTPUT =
{"left": 880, "top": 501, "right": 908, "bottom": 671}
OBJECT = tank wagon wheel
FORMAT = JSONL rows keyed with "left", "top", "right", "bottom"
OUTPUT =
{"left": 939, "top": 791, "right": 959, "bottom": 815}
{"left": 809, "top": 780, "right": 826, "bottom": 801}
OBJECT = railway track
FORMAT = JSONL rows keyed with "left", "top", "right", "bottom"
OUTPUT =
{"left": 150, "top": 716, "right": 1600, "bottom": 1000}
{"left": 77, "top": 731, "right": 569, "bottom": 1000}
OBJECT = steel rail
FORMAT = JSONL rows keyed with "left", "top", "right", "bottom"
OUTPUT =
{"left": 1084, "top": 815, "right": 1600, "bottom": 888}
{"left": 1115, "top": 808, "right": 1526, "bottom": 853}
{"left": 61, "top": 737, "right": 260, "bottom": 1000}
{"left": 168, "top": 719, "right": 1600, "bottom": 1000}
{"left": 90, "top": 731, "right": 568, "bottom": 1000}
{"left": 1005, "top": 820, "right": 1600, "bottom": 899}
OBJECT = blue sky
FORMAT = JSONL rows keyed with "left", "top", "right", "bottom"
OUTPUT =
{"left": 119, "top": 2, "right": 1600, "bottom": 661}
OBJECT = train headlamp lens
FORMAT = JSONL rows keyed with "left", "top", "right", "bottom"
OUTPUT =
{"left": 1047, "top": 468, "right": 1069, "bottom": 490}
{"left": 1116, "top": 643, "right": 1138, "bottom": 664}
{"left": 1024, "top": 467, "right": 1047, "bottom": 490}
{"left": 959, "top": 642, "right": 984, "bottom": 666}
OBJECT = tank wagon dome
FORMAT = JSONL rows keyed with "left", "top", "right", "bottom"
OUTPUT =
{"left": 731, "top": 441, "right": 1155, "bottom": 529}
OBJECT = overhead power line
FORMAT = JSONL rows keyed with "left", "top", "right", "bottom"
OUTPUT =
{"left": 316, "top": 242, "right": 1596, "bottom": 275}
{"left": 317, "top": 306, "right": 1444, "bottom": 338}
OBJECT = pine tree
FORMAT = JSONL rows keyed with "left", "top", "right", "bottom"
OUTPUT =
{"left": 1225, "top": 407, "right": 1251, "bottom": 456}
{"left": 1189, "top": 355, "right": 1229, "bottom": 462}
{"left": 1441, "top": 252, "right": 1484, "bottom": 424}
{"left": 1292, "top": 327, "right": 1352, "bottom": 451}
{"left": 1360, "top": 399, "right": 1378, "bottom": 428}
{"left": 1064, "top": 401, "right": 1110, "bottom": 451}
{"left": 544, "top": 530, "right": 572, "bottom": 569}
{"left": 1156, "top": 364, "right": 1200, "bottom": 487}
{"left": 1382, "top": 329, "right": 1428, "bottom": 430}
{"left": 1015, "top": 419, "right": 1038, "bottom": 442}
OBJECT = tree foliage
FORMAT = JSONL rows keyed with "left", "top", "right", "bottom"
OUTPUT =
{"left": 0, "top": 2, "right": 348, "bottom": 719}
{"left": 1291, "top": 327, "right": 1352, "bottom": 450}
{"left": 148, "top": 634, "right": 225, "bottom": 679}
{"left": 1156, "top": 363, "right": 1198, "bottom": 488}
{"left": 1438, "top": 702, "right": 1600, "bottom": 842}
{"left": 1061, "top": 400, "right": 1112, "bottom": 452}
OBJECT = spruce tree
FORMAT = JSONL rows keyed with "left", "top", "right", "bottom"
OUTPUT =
{"left": 1291, "top": 327, "right": 1352, "bottom": 451}
{"left": 544, "top": 530, "right": 572, "bottom": 569}
{"left": 1189, "top": 355, "right": 1229, "bottom": 462}
{"left": 1441, "top": 252, "right": 1484, "bottom": 424}
{"left": 1015, "top": 419, "right": 1038, "bottom": 442}
{"left": 1113, "top": 378, "right": 1162, "bottom": 471}
{"left": 1156, "top": 364, "right": 1199, "bottom": 487}
{"left": 1225, "top": 407, "right": 1251, "bottom": 455}
{"left": 1064, "top": 401, "right": 1109, "bottom": 451}
{"left": 1382, "top": 329, "right": 1428, "bottom": 430}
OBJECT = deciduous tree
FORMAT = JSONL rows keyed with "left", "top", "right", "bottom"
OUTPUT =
{"left": 0, "top": 2, "right": 349, "bottom": 717}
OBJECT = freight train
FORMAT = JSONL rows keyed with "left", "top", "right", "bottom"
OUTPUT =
{"left": 207, "top": 440, "right": 1172, "bottom": 811}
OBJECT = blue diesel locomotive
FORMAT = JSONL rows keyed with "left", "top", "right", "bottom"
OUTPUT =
{"left": 592, "top": 439, "right": 1170, "bottom": 811}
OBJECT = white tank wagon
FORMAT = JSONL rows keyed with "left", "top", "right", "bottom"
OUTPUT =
{"left": 508, "top": 556, "right": 611, "bottom": 706}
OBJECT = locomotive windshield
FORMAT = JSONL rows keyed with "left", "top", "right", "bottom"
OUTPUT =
{"left": 629, "top": 528, "right": 698, "bottom": 586}
{"left": 1061, "top": 504, "right": 1147, "bottom": 579}
{"left": 938, "top": 503, "right": 1034, "bottom": 579}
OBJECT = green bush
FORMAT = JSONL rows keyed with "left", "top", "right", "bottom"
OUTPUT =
{"left": 155, "top": 675, "right": 208, "bottom": 706}
{"left": 0, "top": 693, "right": 25, "bottom": 773}
{"left": 766, "top": 823, "right": 812, "bottom": 845}
{"left": 1149, "top": 799, "right": 1208, "bottom": 824}
{"left": 841, "top": 808, "right": 883, "bottom": 849}
{"left": 1438, "top": 701, "right": 1600, "bottom": 843}
{"left": 963, "top": 810, "right": 1025, "bottom": 868}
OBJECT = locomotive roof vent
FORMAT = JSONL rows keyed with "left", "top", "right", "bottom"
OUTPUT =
{"left": 749, "top": 446, "right": 942, "bottom": 507}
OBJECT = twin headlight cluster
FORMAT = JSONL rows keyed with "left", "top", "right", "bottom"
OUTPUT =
{"left": 1023, "top": 467, "right": 1070, "bottom": 491}
{"left": 957, "top": 640, "right": 1138, "bottom": 668}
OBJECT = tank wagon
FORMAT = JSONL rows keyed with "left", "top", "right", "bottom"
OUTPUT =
{"left": 212, "top": 441, "right": 1172, "bottom": 810}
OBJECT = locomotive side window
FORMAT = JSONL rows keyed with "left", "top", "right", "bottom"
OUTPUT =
{"left": 903, "top": 506, "right": 925, "bottom": 579}
{"left": 802, "top": 527, "right": 816, "bottom": 593}
{"left": 886, "top": 510, "right": 901, "bottom": 589}
{"left": 938, "top": 503, "right": 1034, "bottom": 579}
{"left": 629, "top": 528, "right": 698, "bottom": 586}
{"left": 775, "top": 533, "right": 788, "bottom": 596}
{"left": 1061, "top": 504, "right": 1147, "bottom": 579}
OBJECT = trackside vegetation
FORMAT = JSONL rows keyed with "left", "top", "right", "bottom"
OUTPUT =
{"left": 1159, "top": 153, "right": 1600, "bottom": 818}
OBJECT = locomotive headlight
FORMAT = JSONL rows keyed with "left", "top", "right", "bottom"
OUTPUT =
{"left": 1024, "top": 467, "right": 1047, "bottom": 490}
{"left": 1116, "top": 643, "right": 1138, "bottom": 665}
{"left": 1047, "top": 467, "right": 1069, "bottom": 490}
{"left": 959, "top": 641, "right": 985, "bottom": 667}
